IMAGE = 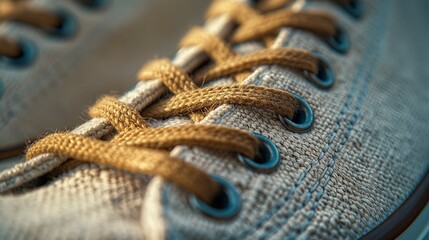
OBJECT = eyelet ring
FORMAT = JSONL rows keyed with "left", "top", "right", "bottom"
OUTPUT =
{"left": 326, "top": 25, "right": 350, "bottom": 54}
{"left": 237, "top": 133, "right": 280, "bottom": 173}
{"left": 48, "top": 10, "right": 78, "bottom": 38}
{"left": 343, "top": 0, "right": 364, "bottom": 19}
{"left": 304, "top": 51, "right": 335, "bottom": 89}
{"left": 79, "top": 0, "right": 109, "bottom": 10}
{"left": 0, "top": 39, "right": 37, "bottom": 67}
{"left": 189, "top": 175, "right": 241, "bottom": 219}
{"left": 279, "top": 93, "right": 314, "bottom": 133}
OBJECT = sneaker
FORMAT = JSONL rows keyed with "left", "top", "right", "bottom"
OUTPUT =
{"left": 1, "top": 0, "right": 428, "bottom": 239}
{"left": 0, "top": 0, "right": 210, "bottom": 161}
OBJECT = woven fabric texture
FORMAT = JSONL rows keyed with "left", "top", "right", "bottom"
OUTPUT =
{"left": 143, "top": 0, "right": 429, "bottom": 239}
{"left": 0, "top": 0, "right": 428, "bottom": 239}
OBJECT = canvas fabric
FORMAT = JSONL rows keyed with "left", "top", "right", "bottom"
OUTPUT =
{"left": 0, "top": 0, "right": 429, "bottom": 239}
{"left": 141, "top": 1, "right": 429, "bottom": 239}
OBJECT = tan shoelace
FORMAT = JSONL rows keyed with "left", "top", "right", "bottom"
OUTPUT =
{"left": 26, "top": 0, "right": 343, "bottom": 205}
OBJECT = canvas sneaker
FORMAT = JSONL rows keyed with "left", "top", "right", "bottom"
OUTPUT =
{"left": 0, "top": 0, "right": 428, "bottom": 239}
{"left": 0, "top": 0, "right": 210, "bottom": 162}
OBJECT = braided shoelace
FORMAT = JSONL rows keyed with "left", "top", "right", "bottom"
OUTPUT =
{"left": 0, "top": 0, "right": 99, "bottom": 57}
{"left": 26, "top": 0, "right": 346, "bottom": 205}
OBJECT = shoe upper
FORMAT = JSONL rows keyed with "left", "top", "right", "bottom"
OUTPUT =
{"left": 0, "top": 0, "right": 428, "bottom": 239}
{"left": 142, "top": 1, "right": 429, "bottom": 239}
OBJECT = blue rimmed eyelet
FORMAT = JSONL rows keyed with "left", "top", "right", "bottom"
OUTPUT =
{"left": 79, "top": 0, "right": 110, "bottom": 10}
{"left": 343, "top": 0, "right": 364, "bottom": 19}
{"left": 326, "top": 25, "right": 350, "bottom": 54}
{"left": 279, "top": 94, "right": 314, "bottom": 133}
{"left": 304, "top": 51, "right": 335, "bottom": 89}
{"left": 0, "top": 39, "right": 37, "bottom": 67}
{"left": 47, "top": 10, "right": 78, "bottom": 38}
{"left": 237, "top": 133, "right": 280, "bottom": 173}
{"left": 189, "top": 175, "right": 241, "bottom": 219}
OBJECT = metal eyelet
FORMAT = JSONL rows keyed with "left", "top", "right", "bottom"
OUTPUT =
{"left": 279, "top": 94, "right": 314, "bottom": 133}
{"left": 189, "top": 175, "right": 241, "bottom": 219}
{"left": 79, "top": 0, "right": 109, "bottom": 10}
{"left": 304, "top": 51, "right": 335, "bottom": 89}
{"left": 0, "top": 39, "right": 37, "bottom": 67}
{"left": 237, "top": 133, "right": 280, "bottom": 173}
{"left": 326, "top": 25, "right": 350, "bottom": 54}
{"left": 48, "top": 10, "right": 78, "bottom": 38}
{"left": 343, "top": 0, "right": 364, "bottom": 19}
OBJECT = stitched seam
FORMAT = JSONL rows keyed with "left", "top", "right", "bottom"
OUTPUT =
{"left": 160, "top": 14, "right": 376, "bottom": 239}
{"left": 286, "top": 3, "right": 390, "bottom": 239}
{"left": 287, "top": 61, "right": 375, "bottom": 239}
{"left": 239, "top": 51, "right": 358, "bottom": 240}
{"left": 161, "top": 8, "right": 362, "bottom": 236}
{"left": 252, "top": 89, "right": 359, "bottom": 239}
{"left": 161, "top": 29, "right": 298, "bottom": 239}
{"left": 254, "top": 2, "right": 389, "bottom": 239}
{"left": 162, "top": 68, "right": 272, "bottom": 240}
{"left": 235, "top": 5, "right": 389, "bottom": 240}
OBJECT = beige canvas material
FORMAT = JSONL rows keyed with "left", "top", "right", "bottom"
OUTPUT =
{"left": 0, "top": 7, "right": 237, "bottom": 238}
{"left": 0, "top": 7, "right": 233, "bottom": 193}
{"left": 0, "top": 0, "right": 429, "bottom": 239}
{"left": 140, "top": 1, "right": 429, "bottom": 239}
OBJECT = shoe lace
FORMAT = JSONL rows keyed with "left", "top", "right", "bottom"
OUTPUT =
{"left": 0, "top": 0, "right": 97, "bottom": 58}
{"left": 26, "top": 0, "right": 345, "bottom": 205}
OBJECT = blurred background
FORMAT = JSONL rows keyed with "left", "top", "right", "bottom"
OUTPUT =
{"left": 0, "top": 0, "right": 211, "bottom": 170}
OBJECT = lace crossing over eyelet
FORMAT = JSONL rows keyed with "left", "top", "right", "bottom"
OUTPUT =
{"left": 343, "top": 0, "right": 364, "bottom": 19}
{"left": 304, "top": 51, "right": 335, "bottom": 89}
{"left": 326, "top": 25, "right": 350, "bottom": 54}
{"left": 189, "top": 175, "right": 241, "bottom": 219}
{"left": 238, "top": 133, "right": 280, "bottom": 173}
{"left": 279, "top": 94, "right": 314, "bottom": 133}
{"left": 0, "top": 39, "right": 37, "bottom": 67}
{"left": 48, "top": 10, "right": 78, "bottom": 38}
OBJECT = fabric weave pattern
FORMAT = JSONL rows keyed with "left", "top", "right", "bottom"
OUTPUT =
{"left": 0, "top": 0, "right": 428, "bottom": 239}
{"left": 144, "top": 0, "right": 429, "bottom": 239}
